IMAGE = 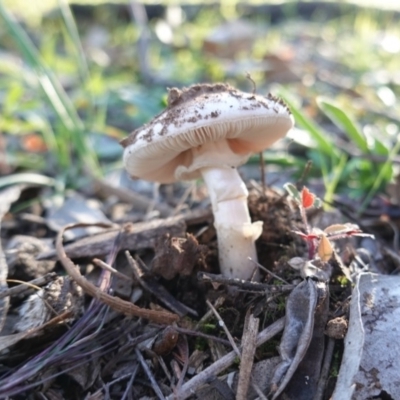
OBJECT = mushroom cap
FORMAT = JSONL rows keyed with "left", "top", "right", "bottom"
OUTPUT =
{"left": 121, "top": 83, "right": 294, "bottom": 183}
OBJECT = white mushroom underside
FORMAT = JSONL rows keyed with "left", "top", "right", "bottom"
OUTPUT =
{"left": 123, "top": 113, "right": 292, "bottom": 183}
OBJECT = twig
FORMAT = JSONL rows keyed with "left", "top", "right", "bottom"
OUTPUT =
{"left": 383, "top": 246, "right": 400, "bottom": 273}
{"left": 198, "top": 272, "right": 295, "bottom": 293}
{"left": 158, "top": 356, "right": 173, "bottom": 384}
{"left": 237, "top": 311, "right": 259, "bottom": 400}
{"left": 92, "top": 177, "right": 172, "bottom": 217}
{"left": 0, "top": 273, "right": 57, "bottom": 299}
{"left": 194, "top": 296, "right": 225, "bottom": 330}
{"left": 93, "top": 258, "right": 133, "bottom": 282}
{"left": 252, "top": 383, "right": 269, "bottom": 400}
{"left": 126, "top": 252, "right": 197, "bottom": 317}
{"left": 296, "top": 160, "right": 313, "bottom": 190}
{"left": 167, "top": 317, "right": 285, "bottom": 400}
{"left": 121, "top": 364, "right": 139, "bottom": 400}
{"left": 56, "top": 222, "right": 179, "bottom": 324}
{"left": 250, "top": 258, "right": 290, "bottom": 285}
{"left": 206, "top": 300, "right": 241, "bottom": 356}
{"left": 163, "top": 325, "right": 231, "bottom": 347}
{"left": 176, "top": 335, "right": 190, "bottom": 394}
{"left": 172, "top": 183, "right": 196, "bottom": 216}
{"left": 259, "top": 151, "right": 266, "bottom": 195}
{"left": 314, "top": 337, "right": 335, "bottom": 400}
{"left": 386, "top": 219, "right": 400, "bottom": 253}
{"left": 40, "top": 215, "right": 186, "bottom": 260}
{"left": 245, "top": 72, "right": 257, "bottom": 94}
{"left": 207, "top": 377, "right": 235, "bottom": 399}
{"left": 135, "top": 347, "right": 166, "bottom": 400}
{"left": 103, "top": 370, "right": 136, "bottom": 399}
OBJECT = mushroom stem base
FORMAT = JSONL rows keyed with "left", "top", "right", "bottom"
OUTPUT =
{"left": 201, "top": 166, "right": 263, "bottom": 280}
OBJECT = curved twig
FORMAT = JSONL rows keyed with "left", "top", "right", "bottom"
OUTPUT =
{"left": 56, "top": 222, "right": 179, "bottom": 324}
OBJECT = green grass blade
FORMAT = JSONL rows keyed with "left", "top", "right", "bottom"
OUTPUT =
{"left": 277, "top": 89, "right": 340, "bottom": 160}
{"left": 0, "top": 173, "right": 56, "bottom": 188}
{"left": 323, "top": 153, "right": 348, "bottom": 208}
{"left": 317, "top": 97, "right": 369, "bottom": 153}
{"left": 0, "top": 4, "right": 82, "bottom": 131}
{"left": 0, "top": 3, "right": 101, "bottom": 176}
{"left": 360, "top": 140, "right": 398, "bottom": 214}
{"left": 57, "top": 0, "right": 90, "bottom": 82}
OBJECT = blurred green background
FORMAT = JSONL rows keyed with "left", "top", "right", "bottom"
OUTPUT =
{"left": 1, "top": 0, "right": 400, "bottom": 211}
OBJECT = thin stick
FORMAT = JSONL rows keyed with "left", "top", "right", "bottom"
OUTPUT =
{"left": 172, "top": 182, "right": 196, "bottom": 216}
{"left": 237, "top": 312, "right": 259, "bottom": 400}
{"left": 206, "top": 300, "right": 241, "bottom": 356}
{"left": 163, "top": 325, "right": 231, "bottom": 347}
{"left": 194, "top": 296, "right": 225, "bottom": 330}
{"left": 92, "top": 177, "right": 172, "bottom": 217}
{"left": 167, "top": 317, "right": 285, "bottom": 400}
{"left": 314, "top": 337, "right": 335, "bottom": 400}
{"left": 259, "top": 151, "right": 266, "bottom": 195}
{"left": 176, "top": 335, "right": 190, "bottom": 394}
{"left": 245, "top": 72, "right": 257, "bottom": 94}
{"left": 252, "top": 383, "right": 269, "bottom": 400}
{"left": 251, "top": 258, "right": 290, "bottom": 285}
{"left": 93, "top": 258, "right": 133, "bottom": 282}
{"left": 135, "top": 347, "right": 166, "bottom": 400}
{"left": 198, "top": 271, "right": 295, "bottom": 293}
{"left": 296, "top": 160, "right": 313, "bottom": 190}
{"left": 56, "top": 222, "right": 179, "bottom": 324}
{"left": 0, "top": 273, "right": 57, "bottom": 299}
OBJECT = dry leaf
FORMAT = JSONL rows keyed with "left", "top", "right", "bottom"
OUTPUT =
{"left": 318, "top": 235, "right": 334, "bottom": 262}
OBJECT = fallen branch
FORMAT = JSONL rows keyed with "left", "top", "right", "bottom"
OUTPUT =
{"left": 167, "top": 317, "right": 285, "bottom": 399}
{"left": 0, "top": 272, "right": 57, "bottom": 299}
{"left": 40, "top": 215, "right": 186, "bottom": 260}
{"left": 56, "top": 222, "right": 179, "bottom": 324}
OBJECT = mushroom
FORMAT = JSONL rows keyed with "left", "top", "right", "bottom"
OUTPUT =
{"left": 120, "top": 83, "right": 294, "bottom": 280}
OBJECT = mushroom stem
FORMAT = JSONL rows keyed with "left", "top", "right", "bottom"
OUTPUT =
{"left": 201, "top": 166, "right": 263, "bottom": 280}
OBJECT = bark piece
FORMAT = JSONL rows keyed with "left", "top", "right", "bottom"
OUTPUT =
{"left": 6, "top": 235, "right": 55, "bottom": 280}
{"left": 38, "top": 216, "right": 186, "bottom": 260}
{"left": 15, "top": 276, "right": 83, "bottom": 333}
{"left": 237, "top": 312, "right": 259, "bottom": 400}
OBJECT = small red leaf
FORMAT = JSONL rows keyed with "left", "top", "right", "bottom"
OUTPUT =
{"left": 301, "top": 187, "right": 315, "bottom": 209}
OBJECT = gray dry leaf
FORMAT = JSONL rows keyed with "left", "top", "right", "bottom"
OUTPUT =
{"left": 15, "top": 276, "right": 83, "bottom": 333}
{"left": 196, "top": 357, "right": 281, "bottom": 400}
{"left": 66, "top": 360, "right": 101, "bottom": 390}
{"left": 0, "top": 330, "right": 33, "bottom": 352}
{"left": 6, "top": 235, "right": 55, "bottom": 280}
{"left": 45, "top": 194, "right": 112, "bottom": 241}
{"left": 333, "top": 273, "right": 400, "bottom": 400}
{"left": 0, "top": 185, "right": 23, "bottom": 333}
{"left": 270, "top": 278, "right": 318, "bottom": 400}
{"left": 282, "top": 280, "right": 329, "bottom": 399}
